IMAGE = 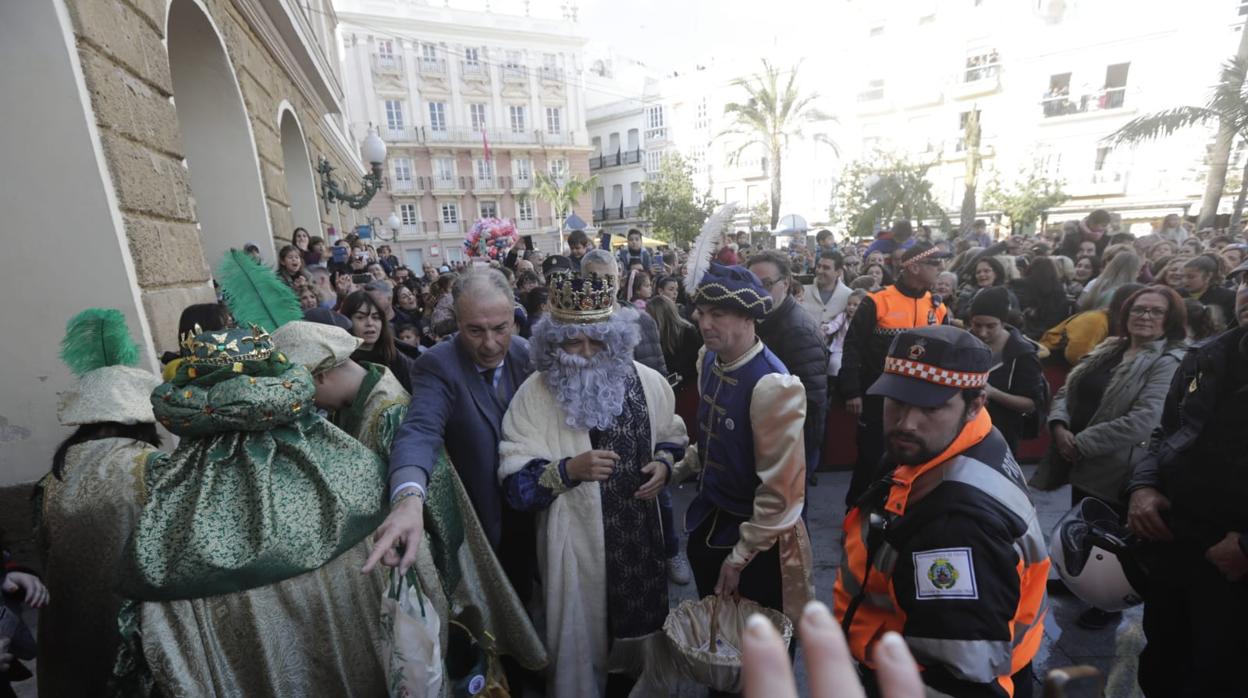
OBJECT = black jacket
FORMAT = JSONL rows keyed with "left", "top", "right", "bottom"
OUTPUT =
{"left": 1129, "top": 327, "right": 1248, "bottom": 554}
{"left": 985, "top": 326, "right": 1047, "bottom": 455}
{"left": 756, "top": 295, "right": 828, "bottom": 467}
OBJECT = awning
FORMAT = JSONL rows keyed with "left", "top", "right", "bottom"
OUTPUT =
{"left": 610, "top": 234, "right": 666, "bottom": 249}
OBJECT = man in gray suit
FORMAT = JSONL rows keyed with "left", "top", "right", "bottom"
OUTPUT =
{"left": 366, "top": 268, "right": 536, "bottom": 602}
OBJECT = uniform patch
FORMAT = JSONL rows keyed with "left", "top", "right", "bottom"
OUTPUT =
{"left": 913, "top": 548, "right": 978, "bottom": 600}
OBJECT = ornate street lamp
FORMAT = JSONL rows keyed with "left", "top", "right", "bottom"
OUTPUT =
{"left": 318, "top": 126, "right": 387, "bottom": 212}
{"left": 367, "top": 213, "right": 404, "bottom": 242}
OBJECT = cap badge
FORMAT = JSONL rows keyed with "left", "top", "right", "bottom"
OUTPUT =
{"left": 908, "top": 339, "right": 927, "bottom": 360}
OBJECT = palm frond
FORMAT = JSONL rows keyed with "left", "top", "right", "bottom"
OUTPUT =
{"left": 1104, "top": 107, "right": 1220, "bottom": 146}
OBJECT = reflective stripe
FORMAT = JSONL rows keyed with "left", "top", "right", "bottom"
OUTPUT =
{"left": 942, "top": 456, "right": 1049, "bottom": 566}
{"left": 905, "top": 637, "right": 1014, "bottom": 684}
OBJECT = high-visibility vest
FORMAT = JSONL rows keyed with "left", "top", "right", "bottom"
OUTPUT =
{"left": 833, "top": 410, "right": 1049, "bottom": 696}
{"left": 871, "top": 284, "right": 947, "bottom": 336}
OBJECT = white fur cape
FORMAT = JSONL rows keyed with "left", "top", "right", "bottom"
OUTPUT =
{"left": 498, "top": 362, "right": 689, "bottom": 698}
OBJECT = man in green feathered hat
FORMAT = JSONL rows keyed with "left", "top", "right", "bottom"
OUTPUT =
{"left": 35, "top": 309, "right": 163, "bottom": 696}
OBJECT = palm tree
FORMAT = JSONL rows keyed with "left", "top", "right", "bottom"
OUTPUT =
{"left": 531, "top": 171, "right": 598, "bottom": 245}
{"left": 719, "top": 60, "right": 837, "bottom": 229}
{"left": 1106, "top": 45, "right": 1248, "bottom": 228}
{"left": 857, "top": 161, "right": 950, "bottom": 237}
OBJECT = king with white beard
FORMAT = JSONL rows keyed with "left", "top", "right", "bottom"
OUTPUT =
{"left": 498, "top": 262, "right": 688, "bottom": 697}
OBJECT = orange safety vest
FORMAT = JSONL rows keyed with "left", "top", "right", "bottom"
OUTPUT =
{"left": 871, "top": 284, "right": 947, "bottom": 334}
{"left": 833, "top": 410, "right": 1049, "bottom": 696}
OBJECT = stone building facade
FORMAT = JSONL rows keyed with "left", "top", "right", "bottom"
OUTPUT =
{"left": 337, "top": 0, "right": 594, "bottom": 270}
{"left": 0, "top": 0, "right": 369, "bottom": 557}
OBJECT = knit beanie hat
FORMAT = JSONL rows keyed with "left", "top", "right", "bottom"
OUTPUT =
{"left": 969, "top": 286, "right": 1011, "bottom": 322}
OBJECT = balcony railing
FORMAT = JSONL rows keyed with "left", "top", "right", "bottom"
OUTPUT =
{"left": 1040, "top": 87, "right": 1127, "bottom": 118}
{"left": 593, "top": 204, "right": 643, "bottom": 223}
{"left": 390, "top": 176, "right": 416, "bottom": 192}
{"left": 412, "top": 126, "right": 541, "bottom": 146}
{"left": 383, "top": 126, "right": 419, "bottom": 142}
{"left": 431, "top": 176, "right": 459, "bottom": 191}
{"left": 516, "top": 216, "right": 537, "bottom": 230}
{"left": 460, "top": 61, "right": 487, "bottom": 78}
{"left": 419, "top": 58, "right": 447, "bottom": 76}
{"left": 439, "top": 221, "right": 462, "bottom": 234}
{"left": 962, "top": 61, "right": 1000, "bottom": 84}
{"left": 540, "top": 65, "right": 565, "bottom": 82}
{"left": 589, "top": 148, "right": 643, "bottom": 171}
{"left": 513, "top": 175, "right": 532, "bottom": 189}
{"left": 502, "top": 65, "right": 527, "bottom": 81}
{"left": 372, "top": 54, "right": 403, "bottom": 75}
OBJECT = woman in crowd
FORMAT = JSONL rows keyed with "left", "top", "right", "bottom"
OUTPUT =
{"left": 1152, "top": 256, "right": 1188, "bottom": 293}
{"left": 1146, "top": 240, "right": 1176, "bottom": 264}
{"left": 1040, "top": 282, "right": 1144, "bottom": 367}
{"left": 1011, "top": 256, "right": 1071, "bottom": 339}
{"left": 1180, "top": 237, "right": 1204, "bottom": 257}
{"left": 1182, "top": 254, "right": 1236, "bottom": 328}
{"left": 1051, "top": 255, "right": 1078, "bottom": 297}
{"left": 1072, "top": 253, "right": 1101, "bottom": 295}
{"left": 276, "top": 244, "right": 308, "bottom": 289}
{"left": 292, "top": 227, "right": 310, "bottom": 255}
{"left": 340, "top": 290, "right": 416, "bottom": 393}
{"left": 1078, "top": 250, "right": 1141, "bottom": 311}
{"left": 966, "top": 286, "right": 1048, "bottom": 456}
{"left": 647, "top": 294, "right": 700, "bottom": 389}
{"left": 1041, "top": 285, "right": 1187, "bottom": 629}
{"left": 955, "top": 255, "right": 1018, "bottom": 320}
{"left": 861, "top": 262, "right": 889, "bottom": 291}
{"left": 392, "top": 284, "right": 423, "bottom": 329}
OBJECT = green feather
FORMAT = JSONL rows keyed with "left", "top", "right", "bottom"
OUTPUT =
{"left": 216, "top": 248, "right": 303, "bottom": 333}
{"left": 60, "top": 308, "right": 140, "bottom": 376}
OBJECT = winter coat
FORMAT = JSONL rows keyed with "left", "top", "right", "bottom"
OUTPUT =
{"left": 1044, "top": 336, "right": 1186, "bottom": 504}
{"left": 624, "top": 302, "right": 668, "bottom": 375}
{"left": 756, "top": 295, "right": 829, "bottom": 469}
{"left": 985, "top": 326, "right": 1047, "bottom": 455}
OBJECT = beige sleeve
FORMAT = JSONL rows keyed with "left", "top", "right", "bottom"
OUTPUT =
{"left": 730, "top": 373, "right": 807, "bottom": 567}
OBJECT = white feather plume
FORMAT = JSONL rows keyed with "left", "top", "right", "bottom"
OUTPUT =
{"left": 684, "top": 202, "right": 738, "bottom": 295}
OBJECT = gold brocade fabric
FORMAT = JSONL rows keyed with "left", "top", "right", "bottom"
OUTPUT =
{"left": 36, "top": 438, "right": 156, "bottom": 697}
{"left": 139, "top": 540, "right": 388, "bottom": 698}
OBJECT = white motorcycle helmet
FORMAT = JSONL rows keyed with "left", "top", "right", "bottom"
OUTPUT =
{"left": 1049, "top": 497, "right": 1148, "bottom": 612}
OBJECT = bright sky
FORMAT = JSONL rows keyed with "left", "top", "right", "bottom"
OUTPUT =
{"left": 449, "top": 0, "right": 840, "bottom": 70}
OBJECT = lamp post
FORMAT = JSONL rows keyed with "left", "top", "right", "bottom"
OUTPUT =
{"left": 318, "top": 126, "right": 387, "bottom": 212}
{"left": 367, "top": 213, "right": 404, "bottom": 242}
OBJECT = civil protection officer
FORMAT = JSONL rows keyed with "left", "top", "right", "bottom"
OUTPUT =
{"left": 833, "top": 325, "right": 1049, "bottom": 697}
{"left": 840, "top": 242, "right": 950, "bottom": 505}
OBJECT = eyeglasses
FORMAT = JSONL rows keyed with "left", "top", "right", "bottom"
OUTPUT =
{"left": 757, "top": 277, "right": 781, "bottom": 290}
{"left": 1129, "top": 307, "right": 1167, "bottom": 319}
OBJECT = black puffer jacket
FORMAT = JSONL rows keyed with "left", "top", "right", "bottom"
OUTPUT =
{"left": 756, "top": 295, "right": 828, "bottom": 467}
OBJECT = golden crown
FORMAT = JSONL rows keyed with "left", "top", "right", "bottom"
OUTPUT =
{"left": 548, "top": 271, "right": 617, "bottom": 324}
{"left": 179, "top": 325, "right": 275, "bottom": 365}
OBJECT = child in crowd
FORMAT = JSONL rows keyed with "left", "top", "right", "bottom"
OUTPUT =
{"left": 824, "top": 289, "right": 867, "bottom": 378}
{"left": 628, "top": 270, "right": 652, "bottom": 311}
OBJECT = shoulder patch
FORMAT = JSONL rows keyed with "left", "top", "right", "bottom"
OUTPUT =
{"left": 913, "top": 547, "right": 978, "bottom": 600}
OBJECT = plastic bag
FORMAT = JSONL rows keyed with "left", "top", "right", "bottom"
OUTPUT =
{"left": 381, "top": 566, "right": 444, "bottom": 697}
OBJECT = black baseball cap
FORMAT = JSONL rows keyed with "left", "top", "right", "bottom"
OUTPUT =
{"left": 867, "top": 325, "right": 992, "bottom": 408}
{"left": 542, "top": 254, "right": 574, "bottom": 277}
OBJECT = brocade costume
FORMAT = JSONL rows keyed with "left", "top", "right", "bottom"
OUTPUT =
{"left": 36, "top": 309, "right": 162, "bottom": 697}
{"left": 113, "top": 328, "right": 392, "bottom": 697}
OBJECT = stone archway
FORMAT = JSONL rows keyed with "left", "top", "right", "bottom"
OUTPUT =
{"left": 167, "top": 0, "right": 273, "bottom": 266}
{"left": 278, "top": 106, "right": 322, "bottom": 238}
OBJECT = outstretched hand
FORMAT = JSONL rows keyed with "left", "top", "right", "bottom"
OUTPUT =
{"left": 362, "top": 493, "right": 424, "bottom": 575}
{"left": 742, "top": 601, "right": 924, "bottom": 698}
{"left": 2, "top": 571, "right": 48, "bottom": 608}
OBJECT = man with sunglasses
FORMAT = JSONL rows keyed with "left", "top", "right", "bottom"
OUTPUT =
{"left": 834, "top": 325, "right": 1049, "bottom": 698}
{"left": 840, "top": 242, "right": 951, "bottom": 505}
